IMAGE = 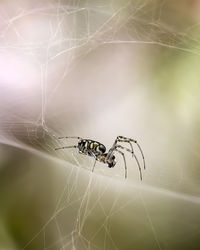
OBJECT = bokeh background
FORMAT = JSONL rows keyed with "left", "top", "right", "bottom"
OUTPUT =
{"left": 0, "top": 0, "right": 200, "bottom": 249}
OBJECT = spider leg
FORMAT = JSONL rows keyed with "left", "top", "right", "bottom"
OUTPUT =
{"left": 116, "top": 137, "right": 134, "bottom": 156}
{"left": 116, "top": 145, "right": 142, "bottom": 180}
{"left": 132, "top": 151, "right": 143, "bottom": 180}
{"left": 115, "top": 145, "right": 133, "bottom": 154}
{"left": 55, "top": 145, "right": 77, "bottom": 150}
{"left": 57, "top": 136, "right": 82, "bottom": 140}
{"left": 115, "top": 149, "right": 127, "bottom": 179}
{"left": 135, "top": 142, "right": 146, "bottom": 170}
{"left": 92, "top": 159, "right": 97, "bottom": 172}
{"left": 116, "top": 136, "right": 146, "bottom": 170}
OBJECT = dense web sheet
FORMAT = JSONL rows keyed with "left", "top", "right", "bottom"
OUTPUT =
{"left": 0, "top": 0, "right": 200, "bottom": 249}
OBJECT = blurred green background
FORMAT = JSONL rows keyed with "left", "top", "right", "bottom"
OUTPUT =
{"left": 0, "top": 0, "right": 200, "bottom": 249}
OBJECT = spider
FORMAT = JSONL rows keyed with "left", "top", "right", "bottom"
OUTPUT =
{"left": 55, "top": 136, "right": 145, "bottom": 179}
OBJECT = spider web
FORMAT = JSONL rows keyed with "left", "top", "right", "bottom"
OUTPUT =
{"left": 0, "top": 0, "right": 200, "bottom": 249}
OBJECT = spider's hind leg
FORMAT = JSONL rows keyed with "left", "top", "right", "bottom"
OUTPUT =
{"left": 92, "top": 159, "right": 97, "bottom": 172}
{"left": 56, "top": 136, "right": 81, "bottom": 151}
{"left": 55, "top": 145, "right": 78, "bottom": 150}
{"left": 57, "top": 136, "right": 82, "bottom": 140}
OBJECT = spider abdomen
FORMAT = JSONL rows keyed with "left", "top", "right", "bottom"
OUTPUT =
{"left": 78, "top": 139, "right": 106, "bottom": 157}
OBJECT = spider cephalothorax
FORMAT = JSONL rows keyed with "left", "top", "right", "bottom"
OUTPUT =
{"left": 97, "top": 153, "right": 116, "bottom": 168}
{"left": 55, "top": 136, "right": 145, "bottom": 179}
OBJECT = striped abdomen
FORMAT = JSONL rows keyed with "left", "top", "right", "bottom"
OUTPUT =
{"left": 78, "top": 139, "right": 106, "bottom": 157}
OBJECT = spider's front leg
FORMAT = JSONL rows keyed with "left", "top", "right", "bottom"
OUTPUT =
{"left": 115, "top": 136, "right": 146, "bottom": 170}
{"left": 114, "top": 145, "right": 133, "bottom": 154}
{"left": 115, "top": 136, "right": 134, "bottom": 156}
{"left": 114, "top": 145, "right": 142, "bottom": 180}
{"left": 114, "top": 149, "right": 127, "bottom": 179}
